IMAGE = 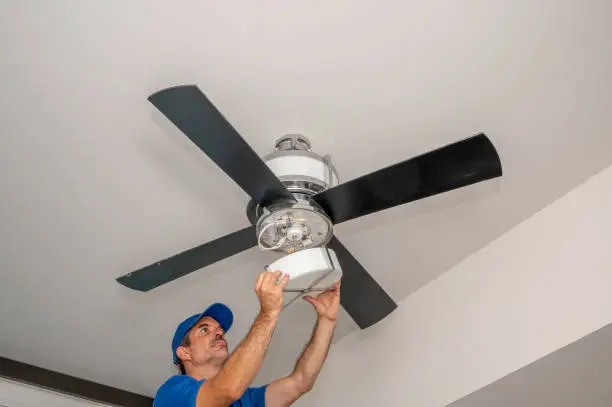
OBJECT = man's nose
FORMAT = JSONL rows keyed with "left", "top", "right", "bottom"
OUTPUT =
{"left": 215, "top": 331, "right": 224, "bottom": 340}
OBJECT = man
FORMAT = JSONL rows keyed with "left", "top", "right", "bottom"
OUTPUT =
{"left": 154, "top": 270, "right": 340, "bottom": 407}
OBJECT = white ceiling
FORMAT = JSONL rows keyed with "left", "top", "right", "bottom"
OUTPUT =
{"left": 448, "top": 323, "right": 612, "bottom": 407}
{"left": 1, "top": 0, "right": 611, "bottom": 397}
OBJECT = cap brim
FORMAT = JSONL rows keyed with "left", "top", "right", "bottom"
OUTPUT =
{"left": 200, "top": 302, "right": 234, "bottom": 333}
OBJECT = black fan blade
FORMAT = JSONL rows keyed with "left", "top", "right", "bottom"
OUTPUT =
{"left": 313, "top": 133, "right": 502, "bottom": 224}
{"left": 328, "top": 236, "right": 397, "bottom": 329}
{"left": 116, "top": 225, "right": 257, "bottom": 291}
{"left": 149, "top": 85, "right": 295, "bottom": 207}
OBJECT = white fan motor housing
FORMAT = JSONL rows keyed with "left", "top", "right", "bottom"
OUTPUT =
{"left": 266, "top": 247, "right": 342, "bottom": 295}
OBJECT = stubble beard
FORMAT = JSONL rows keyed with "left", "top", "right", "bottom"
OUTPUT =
{"left": 205, "top": 339, "right": 229, "bottom": 366}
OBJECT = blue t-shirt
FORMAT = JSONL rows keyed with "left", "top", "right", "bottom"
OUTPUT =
{"left": 154, "top": 375, "right": 267, "bottom": 407}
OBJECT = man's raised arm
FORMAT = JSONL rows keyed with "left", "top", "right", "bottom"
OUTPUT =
{"left": 265, "top": 281, "right": 340, "bottom": 407}
{"left": 197, "top": 270, "right": 289, "bottom": 407}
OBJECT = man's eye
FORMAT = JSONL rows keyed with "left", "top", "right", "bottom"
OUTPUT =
{"left": 201, "top": 327, "right": 208, "bottom": 333}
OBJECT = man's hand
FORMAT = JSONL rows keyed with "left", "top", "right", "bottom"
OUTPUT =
{"left": 256, "top": 270, "right": 289, "bottom": 316}
{"left": 303, "top": 281, "right": 341, "bottom": 322}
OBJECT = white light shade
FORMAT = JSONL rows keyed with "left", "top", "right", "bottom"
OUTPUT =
{"left": 266, "top": 247, "right": 342, "bottom": 296}
{"left": 265, "top": 155, "right": 339, "bottom": 186}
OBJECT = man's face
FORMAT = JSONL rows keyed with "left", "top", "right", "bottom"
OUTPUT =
{"left": 181, "top": 316, "right": 229, "bottom": 367}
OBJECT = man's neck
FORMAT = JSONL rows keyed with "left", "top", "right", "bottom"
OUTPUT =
{"left": 186, "top": 363, "right": 222, "bottom": 381}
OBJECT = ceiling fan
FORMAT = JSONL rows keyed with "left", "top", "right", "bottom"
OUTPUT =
{"left": 116, "top": 85, "right": 502, "bottom": 329}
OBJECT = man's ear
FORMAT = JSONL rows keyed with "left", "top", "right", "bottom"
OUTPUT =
{"left": 176, "top": 345, "right": 191, "bottom": 363}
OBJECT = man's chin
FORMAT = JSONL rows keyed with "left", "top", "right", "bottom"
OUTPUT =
{"left": 207, "top": 351, "right": 229, "bottom": 366}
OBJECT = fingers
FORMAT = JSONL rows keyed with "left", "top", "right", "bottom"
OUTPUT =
{"left": 321, "top": 281, "right": 341, "bottom": 295}
{"left": 303, "top": 295, "right": 322, "bottom": 313}
{"left": 303, "top": 295, "right": 317, "bottom": 305}
{"left": 265, "top": 270, "right": 282, "bottom": 289}
{"left": 256, "top": 270, "right": 290, "bottom": 315}
{"left": 255, "top": 272, "right": 265, "bottom": 293}
{"left": 271, "top": 270, "right": 283, "bottom": 285}
{"left": 326, "top": 280, "right": 340, "bottom": 292}
{"left": 278, "top": 273, "right": 290, "bottom": 289}
{"left": 326, "top": 281, "right": 341, "bottom": 296}
{"left": 255, "top": 270, "right": 289, "bottom": 292}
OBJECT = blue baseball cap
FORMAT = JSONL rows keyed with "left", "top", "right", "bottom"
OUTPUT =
{"left": 171, "top": 302, "right": 234, "bottom": 364}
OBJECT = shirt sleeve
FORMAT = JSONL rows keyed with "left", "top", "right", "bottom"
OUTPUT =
{"left": 245, "top": 384, "right": 268, "bottom": 407}
{"left": 153, "top": 375, "right": 202, "bottom": 407}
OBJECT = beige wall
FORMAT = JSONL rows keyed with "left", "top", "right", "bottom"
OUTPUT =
{"left": 297, "top": 165, "right": 612, "bottom": 406}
